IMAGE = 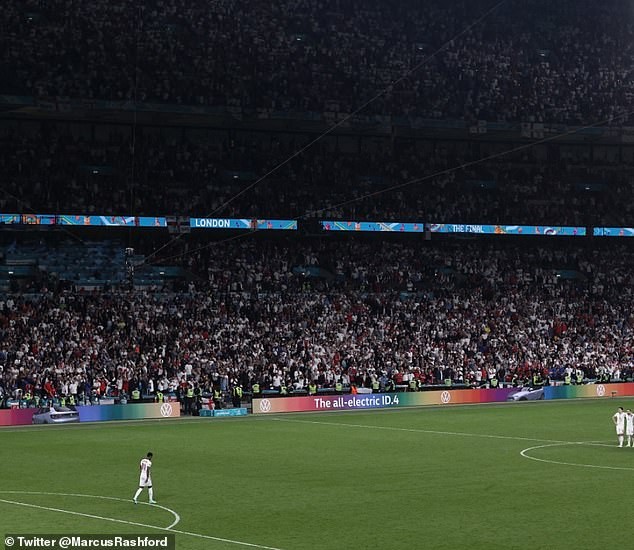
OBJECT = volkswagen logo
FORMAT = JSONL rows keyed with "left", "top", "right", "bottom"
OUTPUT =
{"left": 259, "top": 399, "right": 272, "bottom": 413}
{"left": 160, "top": 403, "right": 173, "bottom": 417}
{"left": 596, "top": 384, "right": 606, "bottom": 397}
{"left": 440, "top": 391, "right": 451, "bottom": 404}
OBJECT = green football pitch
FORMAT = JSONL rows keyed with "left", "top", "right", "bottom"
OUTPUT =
{"left": 1, "top": 398, "right": 633, "bottom": 550}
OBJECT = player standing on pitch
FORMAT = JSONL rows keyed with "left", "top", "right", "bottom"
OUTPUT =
{"left": 613, "top": 407, "right": 626, "bottom": 448}
{"left": 133, "top": 452, "right": 157, "bottom": 504}
{"left": 626, "top": 409, "right": 634, "bottom": 448}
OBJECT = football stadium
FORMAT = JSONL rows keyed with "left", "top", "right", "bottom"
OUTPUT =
{"left": 2, "top": 1, "right": 634, "bottom": 549}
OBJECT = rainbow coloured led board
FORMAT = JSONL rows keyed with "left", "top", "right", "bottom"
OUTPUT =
{"left": 76, "top": 403, "right": 180, "bottom": 422}
{"left": 253, "top": 389, "right": 518, "bottom": 414}
{"left": 544, "top": 383, "right": 634, "bottom": 400}
{"left": 0, "top": 408, "right": 36, "bottom": 426}
{"left": 253, "top": 384, "right": 634, "bottom": 415}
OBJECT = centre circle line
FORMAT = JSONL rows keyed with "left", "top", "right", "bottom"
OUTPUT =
{"left": 520, "top": 441, "right": 634, "bottom": 471}
{"left": 0, "top": 490, "right": 180, "bottom": 530}
{"left": 0, "top": 490, "right": 285, "bottom": 549}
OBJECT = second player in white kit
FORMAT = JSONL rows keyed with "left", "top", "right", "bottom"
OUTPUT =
{"left": 626, "top": 409, "right": 634, "bottom": 447}
{"left": 613, "top": 407, "right": 626, "bottom": 448}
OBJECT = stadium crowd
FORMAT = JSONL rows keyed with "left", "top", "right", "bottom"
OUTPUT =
{"left": 2, "top": 0, "right": 634, "bottom": 124}
{"left": 1, "top": 240, "right": 633, "bottom": 407}
{"left": 2, "top": 0, "right": 634, "bottom": 414}
{"left": 1, "top": 126, "right": 633, "bottom": 226}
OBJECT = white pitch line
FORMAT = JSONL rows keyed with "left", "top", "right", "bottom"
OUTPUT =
{"left": 272, "top": 417, "right": 580, "bottom": 445}
{"left": 275, "top": 417, "right": 634, "bottom": 474}
{"left": 0, "top": 416, "right": 212, "bottom": 434}
{"left": 0, "top": 498, "right": 178, "bottom": 531}
{"left": 0, "top": 491, "right": 180, "bottom": 530}
{"left": 0, "top": 492, "right": 284, "bottom": 550}
{"left": 520, "top": 442, "right": 634, "bottom": 471}
{"left": 163, "top": 527, "right": 285, "bottom": 550}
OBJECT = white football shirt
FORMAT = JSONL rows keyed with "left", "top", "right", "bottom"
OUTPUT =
{"left": 614, "top": 411, "right": 626, "bottom": 430}
{"left": 140, "top": 458, "right": 152, "bottom": 481}
{"left": 626, "top": 413, "right": 634, "bottom": 434}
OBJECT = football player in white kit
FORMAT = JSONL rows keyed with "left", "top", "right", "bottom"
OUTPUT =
{"left": 626, "top": 409, "right": 634, "bottom": 448}
{"left": 613, "top": 407, "right": 626, "bottom": 448}
{"left": 133, "top": 452, "right": 156, "bottom": 504}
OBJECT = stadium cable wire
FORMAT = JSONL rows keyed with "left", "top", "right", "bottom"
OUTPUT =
{"left": 142, "top": 103, "right": 634, "bottom": 268}
{"left": 125, "top": 5, "right": 144, "bottom": 262}
{"left": 139, "top": 0, "right": 510, "bottom": 266}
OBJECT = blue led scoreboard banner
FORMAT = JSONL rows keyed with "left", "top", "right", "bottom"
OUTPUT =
{"left": 0, "top": 214, "right": 166, "bottom": 227}
{"left": 428, "top": 224, "right": 586, "bottom": 236}
{"left": 190, "top": 218, "right": 297, "bottom": 230}
{"left": 254, "top": 219, "right": 297, "bottom": 231}
{"left": 593, "top": 227, "right": 634, "bottom": 237}
{"left": 322, "top": 220, "right": 426, "bottom": 232}
{"left": 0, "top": 213, "right": 297, "bottom": 231}
{"left": 321, "top": 221, "right": 586, "bottom": 236}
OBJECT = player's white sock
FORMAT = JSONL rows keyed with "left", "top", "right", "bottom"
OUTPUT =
{"left": 133, "top": 488, "right": 143, "bottom": 502}
{"left": 148, "top": 488, "right": 155, "bottom": 502}
{"left": 618, "top": 436, "right": 624, "bottom": 447}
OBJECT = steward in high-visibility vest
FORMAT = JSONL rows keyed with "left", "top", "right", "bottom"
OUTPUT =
{"left": 252, "top": 383, "right": 261, "bottom": 396}
{"left": 490, "top": 377, "right": 499, "bottom": 388}
{"left": 409, "top": 379, "right": 417, "bottom": 392}
{"left": 372, "top": 380, "right": 380, "bottom": 393}
{"left": 131, "top": 389, "right": 141, "bottom": 400}
{"left": 60, "top": 397, "right": 66, "bottom": 407}
{"left": 213, "top": 388, "right": 223, "bottom": 409}
{"left": 444, "top": 378, "right": 452, "bottom": 387}
{"left": 280, "top": 385, "right": 288, "bottom": 396}
{"left": 308, "top": 383, "right": 317, "bottom": 395}
{"left": 564, "top": 373, "right": 571, "bottom": 385}
{"left": 156, "top": 391, "right": 164, "bottom": 403}
{"left": 68, "top": 395, "right": 75, "bottom": 406}
{"left": 184, "top": 386, "right": 194, "bottom": 414}
{"left": 232, "top": 386, "right": 243, "bottom": 408}
{"left": 576, "top": 372, "right": 584, "bottom": 385}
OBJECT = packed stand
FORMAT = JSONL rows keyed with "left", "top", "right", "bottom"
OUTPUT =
{"left": 1, "top": 125, "right": 633, "bottom": 226}
{"left": 1, "top": 240, "right": 633, "bottom": 409}
{"left": 2, "top": 0, "right": 634, "bottom": 125}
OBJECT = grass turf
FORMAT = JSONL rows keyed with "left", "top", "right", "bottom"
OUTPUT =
{"left": 1, "top": 398, "right": 632, "bottom": 550}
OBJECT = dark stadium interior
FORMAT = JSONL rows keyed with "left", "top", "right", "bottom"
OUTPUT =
{"left": 1, "top": 0, "right": 634, "bottom": 408}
